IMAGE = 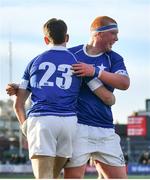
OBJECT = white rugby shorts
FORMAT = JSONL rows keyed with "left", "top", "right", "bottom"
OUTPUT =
{"left": 65, "top": 123, "right": 125, "bottom": 167}
{"left": 26, "top": 116, "right": 77, "bottom": 159}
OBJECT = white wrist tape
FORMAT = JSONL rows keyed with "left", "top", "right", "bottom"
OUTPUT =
{"left": 20, "top": 120, "right": 27, "bottom": 137}
{"left": 19, "top": 79, "right": 29, "bottom": 89}
{"left": 87, "top": 77, "right": 103, "bottom": 91}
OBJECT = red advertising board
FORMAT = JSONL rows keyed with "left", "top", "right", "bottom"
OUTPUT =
{"left": 127, "top": 116, "right": 147, "bottom": 136}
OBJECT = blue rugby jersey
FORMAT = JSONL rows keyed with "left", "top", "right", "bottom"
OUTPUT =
{"left": 20, "top": 46, "right": 81, "bottom": 117}
{"left": 69, "top": 44, "right": 129, "bottom": 128}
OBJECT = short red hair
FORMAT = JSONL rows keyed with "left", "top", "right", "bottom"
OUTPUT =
{"left": 90, "top": 16, "right": 117, "bottom": 31}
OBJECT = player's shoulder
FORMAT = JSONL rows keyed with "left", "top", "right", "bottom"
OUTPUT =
{"left": 30, "top": 50, "right": 48, "bottom": 61}
{"left": 68, "top": 44, "right": 84, "bottom": 54}
{"left": 26, "top": 55, "right": 40, "bottom": 68}
{"left": 41, "top": 48, "right": 75, "bottom": 59}
{"left": 32, "top": 50, "right": 53, "bottom": 63}
{"left": 105, "top": 50, "right": 123, "bottom": 62}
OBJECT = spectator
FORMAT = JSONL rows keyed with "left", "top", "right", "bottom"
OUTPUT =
{"left": 139, "top": 151, "right": 150, "bottom": 165}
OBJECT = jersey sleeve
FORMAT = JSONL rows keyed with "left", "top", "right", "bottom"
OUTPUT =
{"left": 109, "top": 52, "right": 129, "bottom": 77}
{"left": 19, "top": 58, "right": 35, "bottom": 91}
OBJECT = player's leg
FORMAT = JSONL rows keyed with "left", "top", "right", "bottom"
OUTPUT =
{"left": 94, "top": 160, "right": 127, "bottom": 179}
{"left": 54, "top": 116, "right": 78, "bottom": 178}
{"left": 92, "top": 128, "right": 127, "bottom": 178}
{"left": 64, "top": 124, "right": 91, "bottom": 178}
{"left": 53, "top": 156, "right": 68, "bottom": 178}
{"left": 64, "top": 164, "right": 87, "bottom": 178}
{"left": 27, "top": 116, "right": 62, "bottom": 178}
{"left": 31, "top": 155, "right": 55, "bottom": 179}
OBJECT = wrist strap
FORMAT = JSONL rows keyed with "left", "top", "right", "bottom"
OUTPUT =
{"left": 87, "top": 78, "right": 103, "bottom": 91}
{"left": 94, "top": 67, "right": 102, "bottom": 78}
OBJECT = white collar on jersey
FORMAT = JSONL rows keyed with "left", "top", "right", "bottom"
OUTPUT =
{"left": 83, "top": 44, "right": 104, "bottom": 57}
{"left": 49, "top": 45, "right": 68, "bottom": 51}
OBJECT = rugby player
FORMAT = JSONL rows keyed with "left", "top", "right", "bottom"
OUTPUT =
{"left": 64, "top": 16, "right": 130, "bottom": 179}
{"left": 6, "top": 17, "right": 116, "bottom": 179}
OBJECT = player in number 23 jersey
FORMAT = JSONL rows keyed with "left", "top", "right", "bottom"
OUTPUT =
{"left": 20, "top": 47, "right": 81, "bottom": 117}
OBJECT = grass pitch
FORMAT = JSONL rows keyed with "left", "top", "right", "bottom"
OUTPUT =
{"left": 0, "top": 173, "right": 150, "bottom": 179}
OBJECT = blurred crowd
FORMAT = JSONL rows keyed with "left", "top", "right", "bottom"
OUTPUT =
{"left": 138, "top": 151, "right": 150, "bottom": 165}
{"left": 0, "top": 145, "right": 29, "bottom": 165}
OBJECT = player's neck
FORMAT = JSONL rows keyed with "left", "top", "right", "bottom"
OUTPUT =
{"left": 86, "top": 43, "right": 103, "bottom": 55}
{"left": 50, "top": 42, "right": 66, "bottom": 47}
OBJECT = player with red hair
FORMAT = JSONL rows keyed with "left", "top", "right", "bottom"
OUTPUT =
{"left": 64, "top": 16, "right": 129, "bottom": 179}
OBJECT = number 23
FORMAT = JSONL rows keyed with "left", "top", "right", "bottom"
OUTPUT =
{"left": 39, "top": 62, "right": 72, "bottom": 89}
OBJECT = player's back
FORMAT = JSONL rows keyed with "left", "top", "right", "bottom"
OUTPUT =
{"left": 26, "top": 46, "right": 81, "bottom": 117}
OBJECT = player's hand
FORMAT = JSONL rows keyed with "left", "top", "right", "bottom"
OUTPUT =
{"left": 72, "top": 62, "right": 95, "bottom": 77}
{"left": 6, "top": 83, "right": 19, "bottom": 96}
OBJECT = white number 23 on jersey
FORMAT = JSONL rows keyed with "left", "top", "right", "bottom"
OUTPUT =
{"left": 39, "top": 62, "right": 73, "bottom": 90}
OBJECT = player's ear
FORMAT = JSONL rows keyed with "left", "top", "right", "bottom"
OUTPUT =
{"left": 98, "top": 32, "right": 103, "bottom": 39}
{"left": 65, "top": 34, "right": 69, "bottom": 42}
{"left": 44, "top": 36, "right": 50, "bottom": 45}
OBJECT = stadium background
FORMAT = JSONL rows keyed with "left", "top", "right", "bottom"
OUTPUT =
{"left": 0, "top": 0, "right": 150, "bottom": 178}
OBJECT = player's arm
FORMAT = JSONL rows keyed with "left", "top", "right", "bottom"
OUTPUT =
{"left": 6, "top": 83, "right": 19, "bottom": 96}
{"left": 13, "top": 88, "right": 30, "bottom": 124}
{"left": 72, "top": 63, "right": 130, "bottom": 90}
{"left": 86, "top": 78, "right": 115, "bottom": 106}
{"left": 13, "top": 88, "right": 30, "bottom": 137}
{"left": 98, "top": 70, "right": 130, "bottom": 90}
{"left": 94, "top": 86, "right": 115, "bottom": 106}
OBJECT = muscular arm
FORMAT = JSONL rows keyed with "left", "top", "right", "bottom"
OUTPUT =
{"left": 99, "top": 70, "right": 130, "bottom": 90}
{"left": 13, "top": 89, "right": 30, "bottom": 125}
{"left": 93, "top": 86, "right": 115, "bottom": 106}
{"left": 72, "top": 63, "right": 130, "bottom": 90}
{"left": 86, "top": 78, "right": 115, "bottom": 106}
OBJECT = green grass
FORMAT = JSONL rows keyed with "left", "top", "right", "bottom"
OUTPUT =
{"left": 0, "top": 173, "right": 150, "bottom": 179}
{"left": 128, "top": 175, "right": 150, "bottom": 179}
{"left": 0, "top": 173, "right": 34, "bottom": 179}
